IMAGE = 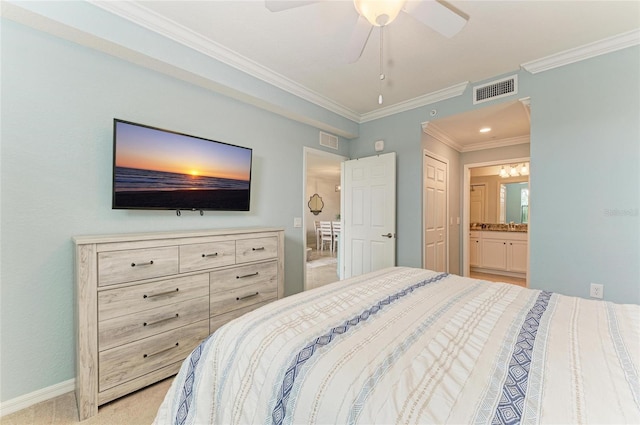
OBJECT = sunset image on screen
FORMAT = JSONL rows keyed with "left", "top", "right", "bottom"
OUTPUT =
{"left": 115, "top": 122, "right": 251, "bottom": 181}
{"left": 113, "top": 121, "right": 252, "bottom": 211}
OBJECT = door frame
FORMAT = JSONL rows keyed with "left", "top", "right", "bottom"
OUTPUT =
{"left": 302, "top": 147, "right": 348, "bottom": 291}
{"left": 422, "top": 150, "right": 449, "bottom": 272}
{"left": 462, "top": 156, "right": 531, "bottom": 285}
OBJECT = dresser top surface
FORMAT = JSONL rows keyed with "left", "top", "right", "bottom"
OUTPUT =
{"left": 73, "top": 227, "right": 284, "bottom": 245}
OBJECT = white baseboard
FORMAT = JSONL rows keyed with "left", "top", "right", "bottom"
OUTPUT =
{"left": 0, "top": 378, "right": 75, "bottom": 417}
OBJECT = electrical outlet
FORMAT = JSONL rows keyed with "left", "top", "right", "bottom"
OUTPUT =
{"left": 590, "top": 283, "right": 604, "bottom": 299}
{"left": 293, "top": 217, "right": 302, "bottom": 228}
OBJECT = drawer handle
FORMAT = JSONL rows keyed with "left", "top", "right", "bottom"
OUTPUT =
{"left": 143, "top": 342, "right": 179, "bottom": 358}
{"left": 131, "top": 260, "right": 154, "bottom": 267}
{"left": 143, "top": 288, "right": 179, "bottom": 299}
{"left": 202, "top": 252, "right": 218, "bottom": 258}
{"left": 252, "top": 247, "right": 265, "bottom": 251}
{"left": 237, "top": 292, "right": 259, "bottom": 301}
{"left": 236, "top": 272, "right": 259, "bottom": 279}
{"left": 143, "top": 313, "right": 179, "bottom": 327}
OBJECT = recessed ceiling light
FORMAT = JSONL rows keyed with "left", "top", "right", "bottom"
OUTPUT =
{"left": 479, "top": 127, "right": 491, "bottom": 133}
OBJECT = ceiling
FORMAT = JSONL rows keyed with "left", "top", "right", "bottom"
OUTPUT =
{"left": 100, "top": 0, "right": 639, "bottom": 120}
{"left": 307, "top": 152, "right": 342, "bottom": 180}
{"left": 427, "top": 99, "right": 530, "bottom": 150}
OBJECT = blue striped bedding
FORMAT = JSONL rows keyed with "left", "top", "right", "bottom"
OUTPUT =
{"left": 154, "top": 267, "right": 640, "bottom": 424}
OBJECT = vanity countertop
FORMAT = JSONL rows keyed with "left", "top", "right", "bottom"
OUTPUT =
{"left": 470, "top": 223, "right": 528, "bottom": 232}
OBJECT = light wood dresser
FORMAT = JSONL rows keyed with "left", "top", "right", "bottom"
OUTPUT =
{"left": 73, "top": 227, "right": 285, "bottom": 420}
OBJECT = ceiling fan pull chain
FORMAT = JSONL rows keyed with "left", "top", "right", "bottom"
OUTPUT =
{"left": 378, "top": 26, "right": 385, "bottom": 105}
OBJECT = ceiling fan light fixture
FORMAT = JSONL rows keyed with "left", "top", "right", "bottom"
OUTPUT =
{"left": 354, "top": 0, "right": 406, "bottom": 26}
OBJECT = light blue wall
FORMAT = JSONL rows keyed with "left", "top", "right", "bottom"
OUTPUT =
{"left": 528, "top": 46, "right": 639, "bottom": 303}
{"left": 0, "top": 19, "right": 349, "bottom": 402}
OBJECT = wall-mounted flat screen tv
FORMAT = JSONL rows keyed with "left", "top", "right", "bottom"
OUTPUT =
{"left": 112, "top": 119, "right": 252, "bottom": 211}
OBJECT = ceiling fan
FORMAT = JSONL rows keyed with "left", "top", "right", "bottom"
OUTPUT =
{"left": 264, "top": 0, "right": 469, "bottom": 63}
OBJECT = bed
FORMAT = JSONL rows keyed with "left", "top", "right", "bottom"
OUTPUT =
{"left": 154, "top": 267, "right": 640, "bottom": 424}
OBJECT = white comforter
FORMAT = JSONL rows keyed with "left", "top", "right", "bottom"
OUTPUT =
{"left": 154, "top": 267, "right": 640, "bottom": 424}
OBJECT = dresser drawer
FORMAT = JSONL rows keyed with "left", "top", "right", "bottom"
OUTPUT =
{"left": 99, "top": 296, "right": 209, "bottom": 351}
{"left": 99, "top": 319, "right": 209, "bottom": 392}
{"left": 179, "top": 241, "right": 236, "bottom": 273}
{"left": 209, "top": 262, "right": 277, "bottom": 316}
{"left": 98, "top": 247, "right": 179, "bottom": 286}
{"left": 98, "top": 274, "right": 209, "bottom": 321}
{"left": 209, "top": 261, "right": 277, "bottom": 295}
{"left": 209, "top": 300, "right": 272, "bottom": 333}
{"left": 236, "top": 237, "right": 278, "bottom": 264}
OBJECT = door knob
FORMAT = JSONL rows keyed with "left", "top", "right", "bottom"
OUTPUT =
{"left": 382, "top": 233, "right": 393, "bottom": 238}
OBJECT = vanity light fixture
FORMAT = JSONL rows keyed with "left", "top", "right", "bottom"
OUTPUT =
{"left": 479, "top": 127, "right": 492, "bottom": 133}
{"left": 499, "top": 162, "right": 530, "bottom": 178}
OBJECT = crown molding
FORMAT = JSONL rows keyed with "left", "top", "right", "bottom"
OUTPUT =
{"left": 421, "top": 122, "right": 464, "bottom": 152}
{"left": 461, "top": 135, "right": 530, "bottom": 152}
{"left": 521, "top": 28, "right": 640, "bottom": 74}
{"left": 422, "top": 122, "right": 529, "bottom": 153}
{"left": 361, "top": 82, "right": 469, "bottom": 123}
{"left": 89, "top": 1, "right": 361, "bottom": 123}
{"left": 91, "top": 0, "right": 468, "bottom": 125}
{"left": 73, "top": 3, "right": 640, "bottom": 124}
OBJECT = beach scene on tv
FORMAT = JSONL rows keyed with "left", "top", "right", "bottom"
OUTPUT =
{"left": 114, "top": 121, "right": 252, "bottom": 210}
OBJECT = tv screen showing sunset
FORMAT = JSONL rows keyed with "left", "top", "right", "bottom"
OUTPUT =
{"left": 113, "top": 120, "right": 252, "bottom": 210}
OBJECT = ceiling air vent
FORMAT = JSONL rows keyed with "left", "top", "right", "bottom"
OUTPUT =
{"left": 473, "top": 75, "right": 518, "bottom": 105}
{"left": 319, "top": 131, "right": 339, "bottom": 150}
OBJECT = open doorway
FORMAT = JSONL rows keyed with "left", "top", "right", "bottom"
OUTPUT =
{"left": 423, "top": 98, "right": 531, "bottom": 283}
{"left": 464, "top": 159, "right": 530, "bottom": 287}
{"left": 303, "top": 147, "right": 346, "bottom": 291}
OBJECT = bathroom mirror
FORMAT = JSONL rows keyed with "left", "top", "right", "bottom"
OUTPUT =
{"left": 499, "top": 182, "right": 529, "bottom": 224}
{"left": 308, "top": 193, "right": 324, "bottom": 215}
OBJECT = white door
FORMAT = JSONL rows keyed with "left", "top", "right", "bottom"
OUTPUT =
{"left": 424, "top": 154, "right": 447, "bottom": 272}
{"left": 342, "top": 152, "right": 396, "bottom": 279}
{"left": 470, "top": 185, "right": 485, "bottom": 223}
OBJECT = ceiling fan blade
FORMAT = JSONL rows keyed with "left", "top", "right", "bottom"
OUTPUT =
{"left": 404, "top": 0, "right": 468, "bottom": 38}
{"left": 345, "top": 15, "right": 373, "bottom": 63}
{"left": 265, "top": 0, "right": 320, "bottom": 12}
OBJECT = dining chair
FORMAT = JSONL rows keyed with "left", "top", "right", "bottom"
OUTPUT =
{"left": 319, "top": 221, "right": 333, "bottom": 253}
{"left": 331, "top": 221, "right": 341, "bottom": 253}
{"left": 313, "top": 221, "right": 321, "bottom": 250}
